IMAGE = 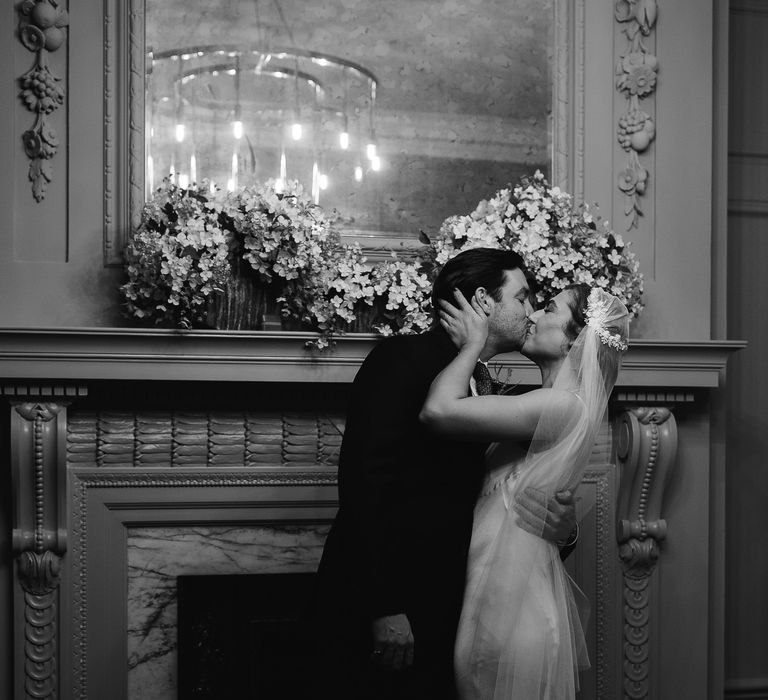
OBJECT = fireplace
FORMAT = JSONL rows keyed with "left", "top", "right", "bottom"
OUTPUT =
{"left": 177, "top": 573, "right": 318, "bottom": 699}
{"left": 0, "top": 329, "right": 741, "bottom": 699}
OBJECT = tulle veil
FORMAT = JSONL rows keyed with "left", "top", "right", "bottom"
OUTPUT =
{"left": 456, "top": 289, "right": 629, "bottom": 700}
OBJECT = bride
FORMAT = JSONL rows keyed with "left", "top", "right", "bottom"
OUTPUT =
{"left": 420, "top": 282, "right": 629, "bottom": 699}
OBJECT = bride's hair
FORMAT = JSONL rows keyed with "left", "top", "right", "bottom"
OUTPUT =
{"left": 563, "top": 283, "right": 628, "bottom": 389}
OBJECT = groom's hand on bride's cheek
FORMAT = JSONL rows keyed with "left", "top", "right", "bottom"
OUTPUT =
{"left": 514, "top": 488, "right": 576, "bottom": 542}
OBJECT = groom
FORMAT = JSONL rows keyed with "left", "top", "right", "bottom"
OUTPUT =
{"left": 313, "top": 248, "right": 577, "bottom": 699}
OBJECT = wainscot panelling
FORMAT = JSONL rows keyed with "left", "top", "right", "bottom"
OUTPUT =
{"left": 725, "top": 1, "right": 768, "bottom": 698}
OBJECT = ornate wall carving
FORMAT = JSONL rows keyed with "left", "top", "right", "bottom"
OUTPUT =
{"left": 615, "top": 406, "right": 677, "bottom": 700}
{"left": 67, "top": 411, "right": 345, "bottom": 467}
{"left": 15, "top": 0, "right": 69, "bottom": 202}
{"left": 615, "top": 0, "right": 658, "bottom": 231}
{"left": 5, "top": 386, "right": 78, "bottom": 700}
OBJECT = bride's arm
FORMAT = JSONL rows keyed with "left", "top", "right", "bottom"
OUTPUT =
{"left": 422, "top": 386, "right": 576, "bottom": 442}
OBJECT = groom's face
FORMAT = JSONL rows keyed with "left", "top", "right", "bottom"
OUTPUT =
{"left": 487, "top": 268, "right": 533, "bottom": 352}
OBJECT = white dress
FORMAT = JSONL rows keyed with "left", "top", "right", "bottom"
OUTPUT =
{"left": 454, "top": 439, "right": 588, "bottom": 700}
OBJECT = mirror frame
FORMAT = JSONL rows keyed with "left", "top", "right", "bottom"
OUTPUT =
{"left": 102, "top": 0, "right": 585, "bottom": 267}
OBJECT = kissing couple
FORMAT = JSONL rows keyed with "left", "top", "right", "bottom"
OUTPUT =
{"left": 313, "top": 247, "right": 629, "bottom": 700}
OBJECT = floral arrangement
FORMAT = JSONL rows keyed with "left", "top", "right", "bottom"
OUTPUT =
{"left": 122, "top": 178, "right": 340, "bottom": 333}
{"left": 121, "top": 171, "right": 643, "bottom": 347}
{"left": 428, "top": 171, "right": 644, "bottom": 318}
{"left": 234, "top": 179, "right": 338, "bottom": 283}
{"left": 278, "top": 245, "right": 432, "bottom": 348}
{"left": 121, "top": 181, "right": 234, "bottom": 328}
{"left": 366, "top": 258, "right": 433, "bottom": 336}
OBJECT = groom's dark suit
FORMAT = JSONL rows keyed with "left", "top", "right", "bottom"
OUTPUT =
{"left": 314, "top": 327, "right": 490, "bottom": 699}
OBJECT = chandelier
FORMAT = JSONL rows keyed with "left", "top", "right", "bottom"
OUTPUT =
{"left": 146, "top": 43, "right": 380, "bottom": 203}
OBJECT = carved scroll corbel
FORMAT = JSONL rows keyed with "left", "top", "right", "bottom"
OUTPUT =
{"left": 614, "top": 406, "right": 677, "bottom": 700}
{"left": 8, "top": 397, "right": 72, "bottom": 700}
{"left": 16, "top": 0, "right": 69, "bottom": 202}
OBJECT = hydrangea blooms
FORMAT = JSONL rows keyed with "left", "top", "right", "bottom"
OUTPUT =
{"left": 235, "top": 179, "right": 336, "bottom": 282}
{"left": 121, "top": 172, "right": 644, "bottom": 347}
{"left": 120, "top": 181, "right": 234, "bottom": 328}
{"left": 367, "top": 257, "right": 433, "bottom": 337}
{"left": 429, "top": 171, "right": 644, "bottom": 318}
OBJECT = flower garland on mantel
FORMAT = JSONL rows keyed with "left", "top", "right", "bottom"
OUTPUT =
{"left": 121, "top": 173, "right": 643, "bottom": 349}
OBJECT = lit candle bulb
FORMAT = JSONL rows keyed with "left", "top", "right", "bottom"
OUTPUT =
{"left": 233, "top": 120, "right": 243, "bottom": 139}
{"left": 147, "top": 155, "right": 155, "bottom": 192}
{"left": 354, "top": 166, "right": 363, "bottom": 182}
{"left": 339, "top": 131, "right": 350, "bottom": 150}
{"left": 175, "top": 123, "right": 185, "bottom": 143}
{"left": 319, "top": 173, "right": 329, "bottom": 190}
{"left": 366, "top": 142, "right": 376, "bottom": 160}
{"left": 371, "top": 155, "right": 381, "bottom": 171}
{"left": 312, "top": 161, "right": 319, "bottom": 203}
{"left": 178, "top": 173, "right": 189, "bottom": 189}
{"left": 291, "top": 123, "right": 302, "bottom": 140}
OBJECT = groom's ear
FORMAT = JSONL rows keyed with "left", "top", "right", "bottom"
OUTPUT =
{"left": 475, "top": 287, "right": 492, "bottom": 313}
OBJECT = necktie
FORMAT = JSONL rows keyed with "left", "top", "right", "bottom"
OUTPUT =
{"left": 473, "top": 362, "right": 495, "bottom": 396}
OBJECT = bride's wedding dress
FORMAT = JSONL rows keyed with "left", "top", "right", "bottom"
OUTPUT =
{"left": 454, "top": 439, "right": 589, "bottom": 700}
{"left": 454, "top": 289, "right": 629, "bottom": 699}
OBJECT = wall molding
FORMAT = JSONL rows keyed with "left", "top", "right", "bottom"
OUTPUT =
{"left": 0, "top": 329, "right": 747, "bottom": 388}
{"left": 586, "top": 467, "right": 613, "bottom": 700}
{"left": 552, "top": 0, "right": 586, "bottom": 199}
{"left": 103, "top": 0, "right": 145, "bottom": 267}
{"left": 728, "top": 199, "right": 768, "bottom": 215}
{"left": 731, "top": 0, "right": 768, "bottom": 17}
{"left": 725, "top": 679, "right": 768, "bottom": 700}
{"left": 728, "top": 151, "right": 768, "bottom": 214}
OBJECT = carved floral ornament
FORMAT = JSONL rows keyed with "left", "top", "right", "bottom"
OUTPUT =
{"left": 16, "top": 0, "right": 69, "bottom": 202}
{"left": 615, "top": 0, "right": 659, "bottom": 231}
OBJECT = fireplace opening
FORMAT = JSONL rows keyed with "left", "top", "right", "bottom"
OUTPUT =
{"left": 178, "top": 572, "right": 318, "bottom": 699}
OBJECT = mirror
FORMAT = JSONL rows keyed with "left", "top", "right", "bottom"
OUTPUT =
{"left": 144, "top": 0, "right": 554, "bottom": 244}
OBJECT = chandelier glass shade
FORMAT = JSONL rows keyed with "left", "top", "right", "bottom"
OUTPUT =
{"left": 146, "top": 44, "right": 379, "bottom": 203}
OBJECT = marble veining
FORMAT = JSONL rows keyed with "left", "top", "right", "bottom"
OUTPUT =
{"left": 127, "top": 524, "right": 329, "bottom": 700}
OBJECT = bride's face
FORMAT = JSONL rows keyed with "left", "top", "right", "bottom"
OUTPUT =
{"left": 521, "top": 290, "right": 576, "bottom": 361}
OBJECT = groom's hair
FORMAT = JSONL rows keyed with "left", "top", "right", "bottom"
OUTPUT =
{"left": 431, "top": 248, "right": 531, "bottom": 318}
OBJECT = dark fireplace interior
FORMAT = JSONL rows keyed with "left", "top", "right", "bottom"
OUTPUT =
{"left": 178, "top": 573, "right": 318, "bottom": 699}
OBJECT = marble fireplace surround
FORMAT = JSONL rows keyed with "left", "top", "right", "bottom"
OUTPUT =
{"left": 0, "top": 328, "right": 744, "bottom": 700}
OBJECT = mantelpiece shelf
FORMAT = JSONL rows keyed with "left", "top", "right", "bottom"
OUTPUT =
{"left": 0, "top": 327, "right": 745, "bottom": 388}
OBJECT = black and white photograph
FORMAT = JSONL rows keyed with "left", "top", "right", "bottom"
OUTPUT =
{"left": 0, "top": 0, "right": 764, "bottom": 698}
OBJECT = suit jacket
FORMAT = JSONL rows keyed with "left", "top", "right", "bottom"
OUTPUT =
{"left": 315, "top": 328, "right": 489, "bottom": 657}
